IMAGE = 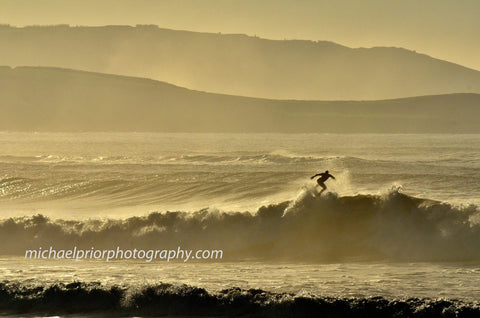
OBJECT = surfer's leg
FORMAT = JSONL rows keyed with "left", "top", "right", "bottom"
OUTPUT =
{"left": 318, "top": 182, "right": 326, "bottom": 195}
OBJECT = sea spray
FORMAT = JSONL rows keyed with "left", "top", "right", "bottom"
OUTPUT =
{"left": 1, "top": 191, "right": 479, "bottom": 262}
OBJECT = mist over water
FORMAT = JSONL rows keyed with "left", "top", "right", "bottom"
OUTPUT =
{"left": 2, "top": 189, "right": 479, "bottom": 262}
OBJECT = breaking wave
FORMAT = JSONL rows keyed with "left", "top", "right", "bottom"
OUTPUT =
{"left": 1, "top": 189, "right": 479, "bottom": 262}
{"left": 0, "top": 281, "right": 478, "bottom": 317}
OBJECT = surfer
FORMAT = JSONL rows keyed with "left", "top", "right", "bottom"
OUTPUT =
{"left": 310, "top": 170, "right": 335, "bottom": 195}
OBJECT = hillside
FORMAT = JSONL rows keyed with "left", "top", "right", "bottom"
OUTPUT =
{"left": 1, "top": 66, "right": 479, "bottom": 133}
{"left": 1, "top": 25, "right": 480, "bottom": 100}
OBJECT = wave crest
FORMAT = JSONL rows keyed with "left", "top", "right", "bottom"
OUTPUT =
{"left": 1, "top": 190, "right": 478, "bottom": 261}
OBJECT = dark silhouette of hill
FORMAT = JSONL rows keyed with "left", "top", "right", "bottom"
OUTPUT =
{"left": 1, "top": 66, "right": 479, "bottom": 133}
{"left": 1, "top": 25, "right": 480, "bottom": 100}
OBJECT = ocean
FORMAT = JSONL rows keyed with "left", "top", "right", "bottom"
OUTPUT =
{"left": 1, "top": 132, "right": 480, "bottom": 317}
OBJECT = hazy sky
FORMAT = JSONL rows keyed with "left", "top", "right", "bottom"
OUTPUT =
{"left": 1, "top": 0, "right": 479, "bottom": 70}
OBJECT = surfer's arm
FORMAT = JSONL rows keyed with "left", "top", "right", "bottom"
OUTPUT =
{"left": 330, "top": 175, "right": 336, "bottom": 180}
{"left": 310, "top": 173, "right": 321, "bottom": 179}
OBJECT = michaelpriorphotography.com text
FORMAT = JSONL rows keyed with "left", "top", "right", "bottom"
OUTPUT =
{"left": 25, "top": 246, "right": 223, "bottom": 262}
